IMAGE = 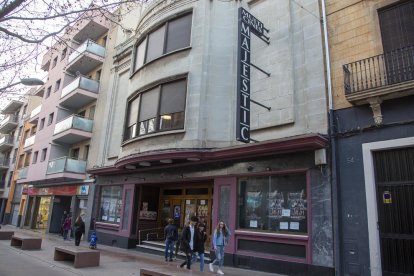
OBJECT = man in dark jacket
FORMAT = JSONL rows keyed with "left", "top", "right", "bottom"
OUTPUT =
{"left": 193, "top": 222, "right": 207, "bottom": 272}
{"left": 178, "top": 216, "right": 198, "bottom": 269}
{"left": 164, "top": 218, "right": 178, "bottom": 261}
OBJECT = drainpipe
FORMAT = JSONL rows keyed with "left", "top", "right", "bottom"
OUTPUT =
{"left": 321, "top": 0, "right": 341, "bottom": 275}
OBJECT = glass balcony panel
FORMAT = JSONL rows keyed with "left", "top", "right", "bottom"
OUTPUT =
{"left": 47, "top": 157, "right": 86, "bottom": 174}
{"left": 30, "top": 105, "right": 42, "bottom": 118}
{"left": 68, "top": 40, "right": 105, "bottom": 64}
{"left": 54, "top": 116, "right": 93, "bottom": 135}
{"left": 24, "top": 135, "right": 36, "bottom": 148}
{"left": 19, "top": 166, "right": 28, "bottom": 179}
{"left": 61, "top": 76, "right": 99, "bottom": 99}
{"left": 0, "top": 115, "right": 18, "bottom": 127}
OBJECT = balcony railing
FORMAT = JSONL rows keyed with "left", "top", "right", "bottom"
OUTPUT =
{"left": 61, "top": 76, "right": 99, "bottom": 99}
{"left": 18, "top": 166, "right": 28, "bottom": 179}
{"left": 0, "top": 134, "right": 14, "bottom": 145}
{"left": 344, "top": 45, "right": 414, "bottom": 94}
{"left": 24, "top": 135, "right": 36, "bottom": 148}
{"left": 46, "top": 157, "right": 87, "bottom": 175}
{"left": 54, "top": 115, "right": 93, "bottom": 135}
{"left": 30, "top": 105, "right": 42, "bottom": 119}
{"left": 0, "top": 115, "right": 18, "bottom": 127}
{"left": 68, "top": 39, "right": 105, "bottom": 64}
{"left": 0, "top": 157, "right": 10, "bottom": 167}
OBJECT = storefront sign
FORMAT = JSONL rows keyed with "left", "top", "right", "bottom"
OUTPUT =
{"left": 236, "top": 8, "right": 268, "bottom": 143}
{"left": 25, "top": 185, "right": 89, "bottom": 196}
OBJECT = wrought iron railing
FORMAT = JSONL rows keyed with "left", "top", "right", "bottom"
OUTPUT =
{"left": 343, "top": 45, "right": 414, "bottom": 94}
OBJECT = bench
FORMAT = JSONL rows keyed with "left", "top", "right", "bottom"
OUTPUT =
{"left": 0, "top": 231, "right": 14, "bottom": 240}
{"left": 140, "top": 269, "right": 171, "bottom": 276}
{"left": 10, "top": 235, "right": 42, "bottom": 250}
{"left": 54, "top": 246, "right": 100, "bottom": 268}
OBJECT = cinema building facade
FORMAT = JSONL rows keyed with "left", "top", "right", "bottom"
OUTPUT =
{"left": 88, "top": 0, "right": 333, "bottom": 274}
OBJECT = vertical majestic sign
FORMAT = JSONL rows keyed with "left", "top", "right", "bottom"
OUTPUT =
{"left": 237, "top": 8, "right": 252, "bottom": 143}
{"left": 236, "top": 7, "right": 268, "bottom": 143}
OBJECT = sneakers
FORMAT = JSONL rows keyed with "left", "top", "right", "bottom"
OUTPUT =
{"left": 209, "top": 263, "right": 214, "bottom": 272}
{"left": 217, "top": 269, "right": 224, "bottom": 275}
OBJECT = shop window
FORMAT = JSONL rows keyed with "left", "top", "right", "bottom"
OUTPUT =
{"left": 133, "top": 13, "right": 192, "bottom": 71}
{"left": 163, "top": 189, "right": 182, "bottom": 196}
{"left": 237, "top": 174, "right": 307, "bottom": 234}
{"left": 99, "top": 186, "right": 122, "bottom": 224}
{"left": 124, "top": 78, "right": 187, "bottom": 140}
{"left": 186, "top": 188, "right": 209, "bottom": 195}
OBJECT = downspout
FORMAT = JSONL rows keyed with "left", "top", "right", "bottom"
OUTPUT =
{"left": 321, "top": 0, "right": 341, "bottom": 275}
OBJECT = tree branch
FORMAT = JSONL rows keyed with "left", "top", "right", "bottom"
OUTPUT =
{"left": 0, "top": 0, "right": 27, "bottom": 20}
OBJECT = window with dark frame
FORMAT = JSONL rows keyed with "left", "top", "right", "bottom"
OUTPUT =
{"left": 39, "top": 118, "right": 45, "bottom": 130}
{"left": 237, "top": 174, "right": 308, "bottom": 235}
{"left": 124, "top": 78, "right": 187, "bottom": 140}
{"left": 33, "top": 151, "right": 38, "bottom": 164}
{"left": 46, "top": 86, "right": 52, "bottom": 98}
{"left": 51, "top": 56, "right": 58, "bottom": 69}
{"left": 61, "top": 48, "right": 67, "bottom": 60}
{"left": 40, "top": 148, "right": 47, "bottom": 162}
{"left": 48, "top": 112, "right": 54, "bottom": 125}
{"left": 133, "top": 13, "right": 192, "bottom": 71}
{"left": 55, "top": 79, "right": 61, "bottom": 92}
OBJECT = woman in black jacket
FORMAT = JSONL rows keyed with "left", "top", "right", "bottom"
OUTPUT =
{"left": 74, "top": 215, "right": 85, "bottom": 246}
{"left": 192, "top": 223, "right": 207, "bottom": 272}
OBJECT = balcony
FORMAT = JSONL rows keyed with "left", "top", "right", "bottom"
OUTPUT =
{"left": 0, "top": 134, "right": 14, "bottom": 151}
{"left": 0, "top": 157, "right": 10, "bottom": 170}
{"left": 17, "top": 166, "right": 28, "bottom": 180}
{"left": 1, "top": 100, "right": 23, "bottom": 115}
{"left": 60, "top": 76, "right": 99, "bottom": 109}
{"left": 0, "top": 181, "right": 5, "bottom": 191}
{"left": 343, "top": 45, "right": 414, "bottom": 104}
{"left": 0, "top": 115, "right": 18, "bottom": 133}
{"left": 66, "top": 40, "right": 105, "bottom": 75}
{"left": 29, "top": 105, "right": 42, "bottom": 124}
{"left": 24, "top": 135, "right": 36, "bottom": 150}
{"left": 52, "top": 115, "right": 93, "bottom": 144}
{"left": 46, "top": 157, "right": 87, "bottom": 181}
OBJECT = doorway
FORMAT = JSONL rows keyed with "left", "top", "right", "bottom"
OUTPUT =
{"left": 159, "top": 185, "right": 213, "bottom": 242}
{"left": 373, "top": 147, "right": 414, "bottom": 275}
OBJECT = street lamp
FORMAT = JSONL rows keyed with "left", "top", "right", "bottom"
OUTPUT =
{"left": 0, "top": 77, "right": 44, "bottom": 92}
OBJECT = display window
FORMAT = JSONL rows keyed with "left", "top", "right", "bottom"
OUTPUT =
{"left": 37, "top": 196, "right": 50, "bottom": 229}
{"left": 99, "top": 186, "right": 122, "bottom": 224}
{"left": 237, "top": 174, "right": 307, "bottom": 234}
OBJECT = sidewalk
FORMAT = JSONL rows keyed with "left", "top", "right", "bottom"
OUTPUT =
{"left": 0, "top": 225, "right": 284, "bottom": 276}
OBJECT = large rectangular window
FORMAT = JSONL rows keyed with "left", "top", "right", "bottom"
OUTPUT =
{"left": 99, "top": 186, "right": 122, "bottom": 224}
{"left": 133, "top": 13, "right": 192, "bottom": 71}
{"left": 124, "top": 78, "right": 187, "bottom": 140}
{"left": 237, "top": 174, "right": 307, "bottom": 235}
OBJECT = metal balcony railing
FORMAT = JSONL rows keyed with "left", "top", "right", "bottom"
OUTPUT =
{"left": 46, "top": 157, "right": 87, "bottom": 174}
{"left": 61, "top": 76, "right": 99, "bottom": 99}
{"left": 343, "top": 45, "right": 414, "bottom": 94}
{"left": 68, "top": 39, "right": 105, "bottom": 64}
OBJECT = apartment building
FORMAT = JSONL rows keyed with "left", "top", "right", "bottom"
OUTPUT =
{"left": 326, "top": 0, "right": 414, "bottom": 275}
{"left": 14, "top": 12, "right": 112, "bottom": 234}
{"left": 87, "top": 0, "right": 333, "bottom": 274}
{"left": 0, "top": 100, "right": 25, "bottom": 224}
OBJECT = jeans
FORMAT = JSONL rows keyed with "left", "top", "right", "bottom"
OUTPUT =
{"left": 165, "top": 239, "right": 175, "bottom": 260}
{"left": 192, "top": 252, "right": 205, "bottom": 272}
{"left": 211, "top": 245, "right": 224, "bottom": 269}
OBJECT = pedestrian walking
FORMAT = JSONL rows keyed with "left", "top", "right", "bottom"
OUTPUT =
{"left": 74, "top": 216, "right": 85, "bottom": 246}
{"left": 193, "top": 222, "right": 207, "bottom": 272}
{"left": 60, "top": 210, "right": 67, "bottom": 236}
{"left": 164, "top": 218, "right": 178, "bottom": 261}
{"left": 63, "top": 213, "right": 72, "bottom": 240}
{"left": 178, "top": 216, "right": 198, "bottom": 270}
{"left": 209, "top": 221, "right": 231, "bottom": 275}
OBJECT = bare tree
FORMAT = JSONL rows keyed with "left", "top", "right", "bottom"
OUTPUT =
{"left": 0, "top": 0, "right": 149, "bottom": 100}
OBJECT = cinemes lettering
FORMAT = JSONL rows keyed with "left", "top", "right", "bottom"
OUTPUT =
{"left": 241, "top": 9, "right": 264, "bottom": 35}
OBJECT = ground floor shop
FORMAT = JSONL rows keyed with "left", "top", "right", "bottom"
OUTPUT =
{"left": 21, "top": 184, "right": 90, "bottom": 234}
{"left": 90, "top": 135, "right": 334, "bottom": 275}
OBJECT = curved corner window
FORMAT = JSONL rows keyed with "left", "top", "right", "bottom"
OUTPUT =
{"left": 133, "top": 13, "right": 192, "bottom": 71}
{"left": 124, "top": 78, "right": 187, "bottom": 141}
